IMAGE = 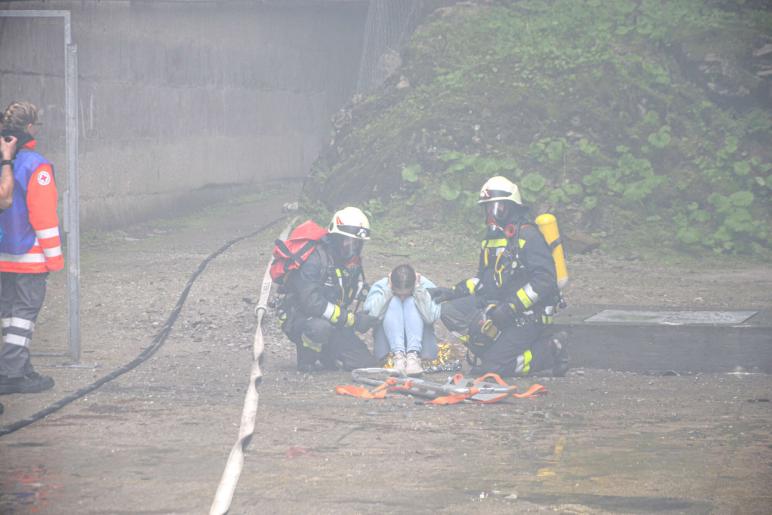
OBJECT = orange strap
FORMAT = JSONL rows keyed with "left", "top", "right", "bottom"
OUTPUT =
{"left": 428, "top": 392, "right": 474, "bottom": 405}
{"left": 336, "top": 374, "right": 547, "bottom": 403}
{"left": 512, "top": 383, "right": 547, "bottom": 398}
{"left": 472, "top": 372, "right": 509, "bottom": 386}
{"left": 428, "top": 386, "right": 482, "bottom": 405}
{"left": 335, "top": 382, "right": 389, "bottom": 399}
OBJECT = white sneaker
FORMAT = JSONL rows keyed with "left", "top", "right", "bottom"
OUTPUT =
{"left": 393, "top": 352, "right": 407, "bottom": 376}
{"left": 405, "top": 351, "right": 423, "bottom": 376}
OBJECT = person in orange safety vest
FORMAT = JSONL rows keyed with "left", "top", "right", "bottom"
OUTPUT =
{"left": 0, "top": 101, "right": 62, "bottom": 395}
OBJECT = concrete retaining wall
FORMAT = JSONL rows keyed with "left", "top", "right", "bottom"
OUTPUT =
{"left": 0, "top": 0, "right": 367, "bottom": 228}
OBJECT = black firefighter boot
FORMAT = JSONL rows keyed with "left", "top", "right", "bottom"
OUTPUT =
{"left": 296, "top": 341, "right": 321, "bottom": 372}
{"left": 550, "top": 331, "right": 570, "bottom": 377}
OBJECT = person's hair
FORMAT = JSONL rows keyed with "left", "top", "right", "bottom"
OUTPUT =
{"left": 390, "top": 264, "right": 416, "bottom": 293}
{"left": 1, "top": 101, "right": 38, "bottom": 132}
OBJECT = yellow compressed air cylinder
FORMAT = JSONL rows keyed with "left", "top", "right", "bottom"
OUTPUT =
{"left": 535, "top": 213, "right": 568, "bottom": 289}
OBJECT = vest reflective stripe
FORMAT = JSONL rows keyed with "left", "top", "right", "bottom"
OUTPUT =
{"left": 43, "top": 246, "right": 62, "bottom": 258}
{"left": 300, "top": 333, "right": 322, "bottom": 352}
{"left": 517, "top": 288, "right": 534, "bottom": 309}
{"left": 482, "top": 238, "right": 507, "bottom": 267}
{"left": 0, "top": 252, "right": 46, "bottom": 263}
{"left": 323, "top": 302, "right": 340, "bottom": 322}
{"left": 523, "top": 283, "right": 539, "bottom": 304}
{"left": 9, "top": 317, "right": 34, "bottom": 330}
{"left": 35, "top": 227, "right": 60, "bottom": 239}
{"left": 1, "top": 318, "right": 9, "bottom": 328}
{"left": 515, "top": 350, "right": 533, "bottom": 375}
{"left": 481, "top": 238, "right": 508, "bottom": 248}
{"left": 5, "top": 333, "right": 29, "bottom": 347}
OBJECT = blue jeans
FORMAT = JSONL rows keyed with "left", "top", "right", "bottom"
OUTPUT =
{"left": 373, "top": 296, "right": 437, "bottom": 361}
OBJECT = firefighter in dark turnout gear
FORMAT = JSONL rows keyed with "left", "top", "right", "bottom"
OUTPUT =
{"left": 430, "top": 176, "right": 569, "bottom": 377}
{"left": 280, "top": 207, "right": 378, "bottom": 371}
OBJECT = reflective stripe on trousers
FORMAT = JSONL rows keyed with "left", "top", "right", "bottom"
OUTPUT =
{"left": 0, "top": 272, "right": 48, "bottom": 377}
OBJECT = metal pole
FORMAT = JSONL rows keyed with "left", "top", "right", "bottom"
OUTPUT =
{"left": 0, "top": 10, "right": 80, "bottom": 363}
{"left": 65, "top": 41, "right": 81, "bottom": 363}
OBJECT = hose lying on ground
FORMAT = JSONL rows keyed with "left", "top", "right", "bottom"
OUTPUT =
{"left": 0, "top": 215, "right": 285, "bottom": 438}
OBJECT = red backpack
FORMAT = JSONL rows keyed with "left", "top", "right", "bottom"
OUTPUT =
{"left": 269, "top": 220, "right": 329, "bottom": 283}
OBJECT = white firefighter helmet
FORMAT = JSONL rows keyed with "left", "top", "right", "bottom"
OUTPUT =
{"left": 478, "top": 176, "right": 523, "bottom": 228}
{"left": 328, "top": 206, "right": 371, "bottom": 240}
{"left": 478, "top": 176, "right": 523, "bottom": 205}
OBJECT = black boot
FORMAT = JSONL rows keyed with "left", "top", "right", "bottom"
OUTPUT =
{"left": 0, "top": 371, "right": 55, "bottom": 394}
{"left": 550, "top": 331, "right": 570, "bottom": 377}
{"left": 296, "top": 343, "right": 321, "bottom": 372}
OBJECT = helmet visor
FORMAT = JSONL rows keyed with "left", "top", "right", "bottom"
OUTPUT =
{"left": 336, "top": 224, "right": 371, "bottom": 240}
{"left": 337, "top": 236, "right": 364, "bottom": 260}
{"left": 483, "top": 201, "right": 512, "bottom": 226}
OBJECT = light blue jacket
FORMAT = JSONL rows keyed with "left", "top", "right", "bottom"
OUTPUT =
{"left": 363, "top": 274, "right": 442, "bottom": 324}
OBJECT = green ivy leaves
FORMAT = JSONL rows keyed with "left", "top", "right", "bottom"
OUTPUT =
{"left": 521, "top": 173, "right": 546, "bottom": 192}
{"left": 732, "top": 161, "right": 751, "bottom": 176}
{"left": 647, "top": 125, "right": 672, "bottom": 148}
{"left": 529, "top": 137, "right": 566, "bottom": 163}
{"left": 401, "top": 164, "right": 421, "bottom": 183}
{"left": 439, "top": 181, "right": 461, "bottom": 200}
{"left": 729, "top": 190, "right": 754, "bottom": 207}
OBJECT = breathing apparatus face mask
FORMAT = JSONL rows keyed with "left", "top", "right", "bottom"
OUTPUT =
{"left": 483, "top": 200, "right": 513, "bottom": 229}
{"left": 333, "top": 234, "right": 364, "bottom": 261}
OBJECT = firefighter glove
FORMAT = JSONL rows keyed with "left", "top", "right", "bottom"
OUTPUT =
{"left": 353, "top": 313, "right": 380, "bottom": 333}
{"left": 427, "top": 287, "right": 457, "bottom": 303}
{"left": 426, "top": 287, "right": 468, "bottom": 304}
{"left": 332, "top": 309, "right": 356, "bottom": 328}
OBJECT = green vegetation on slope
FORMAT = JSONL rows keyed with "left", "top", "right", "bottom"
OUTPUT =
{"left": 303, "top": 0, "right": 772, "bottom": 256}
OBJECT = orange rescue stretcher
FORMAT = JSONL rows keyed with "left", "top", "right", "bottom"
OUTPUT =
{"left": 336, "top": 368, "right": 546, "bottom": 405}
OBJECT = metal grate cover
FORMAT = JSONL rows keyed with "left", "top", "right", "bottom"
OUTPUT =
{"left": 584, "top": 309, "right": 758, "bottom": 326}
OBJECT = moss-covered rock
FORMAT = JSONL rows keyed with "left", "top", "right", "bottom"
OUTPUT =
{"left": 303, "top": 0, "right": 772, "bottom": 256}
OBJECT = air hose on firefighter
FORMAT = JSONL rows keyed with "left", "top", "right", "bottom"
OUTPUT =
{"left": 0, "top": 215, "right": 286, "bottom": 438}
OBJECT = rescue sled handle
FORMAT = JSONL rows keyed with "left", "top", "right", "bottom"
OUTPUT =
{"left": 351, "top": 368, "right": 519, "bottom": 398}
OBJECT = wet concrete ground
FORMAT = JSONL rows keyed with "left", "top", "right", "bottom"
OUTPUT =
{"left": 1, "top": 184, "right": 771, "bottom": 514}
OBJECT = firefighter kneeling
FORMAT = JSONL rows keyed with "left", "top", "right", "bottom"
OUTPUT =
{"left": 430, "top": 176, "right": 569, "bottom": 377}
{"left": 278, "top": 207, "right": 379, "bottom": 372}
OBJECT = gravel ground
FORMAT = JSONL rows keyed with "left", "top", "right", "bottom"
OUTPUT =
{"left": 1, "top": 183, "right": 770, "bottom": 514}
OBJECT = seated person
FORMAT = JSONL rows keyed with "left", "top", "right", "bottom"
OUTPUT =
{"left": 363, "top": 264, "right": 441, "bottom": 376}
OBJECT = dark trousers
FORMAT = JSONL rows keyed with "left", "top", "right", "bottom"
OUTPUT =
{"left": 440, "top": 295, "right": 553, "bottom": 376}
{"left": 289, "top": 316, "right": 376, "bottom": 371}
{"left": 0, "top": 272, "right": 49, "bottom": 378}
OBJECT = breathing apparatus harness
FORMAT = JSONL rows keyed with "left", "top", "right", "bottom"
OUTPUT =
{"left": 465, "top": 218, "right": 564, "bottom": 366}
